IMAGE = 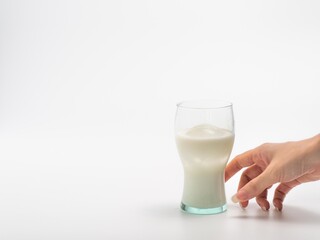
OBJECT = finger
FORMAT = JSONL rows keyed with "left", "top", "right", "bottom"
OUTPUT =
{"left": 267, "top": 185, "right": 273, "bottom": 189}
{"left": 225, "top": 149, "right": 255, "bottom": 182}
{"left": 256, "top": 188, "right": 270, "bottom": 211}
{"left": 237, "top": 165, "right": 263, "bottom": 208}
{"left": 273, "top": 179, "right": 302, "bottom": 211}
{"left": 258, "top": 184, "right": 273, "bottom": 210}
{"left": 236, "top": 170, "right": 275, "bottom": 202}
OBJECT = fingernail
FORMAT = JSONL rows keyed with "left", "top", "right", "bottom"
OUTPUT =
{"left": 262, "top": 206, "right": 267, "bottom": 211}
{"left": 275, "top": 207, "right": 282, "bottom": 212}
{"left": 240, "top": 203, "right": 246, "bottom": 210}
{"left": 231, "top": 194, "right": 239, "bottom": 203}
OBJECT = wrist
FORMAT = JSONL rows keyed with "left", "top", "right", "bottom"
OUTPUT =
{"left": 309, "top": 134, "right": 320, "bottom": 165}
{"left": 315, "top": 134, "right": 320, "bottom": 147}
{"left": 312, "top": 134, "right": 320, "bottom": 151}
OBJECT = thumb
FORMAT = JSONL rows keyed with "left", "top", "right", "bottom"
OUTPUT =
{"left": 234, "top": 171, "right": 275, "bottom": 202}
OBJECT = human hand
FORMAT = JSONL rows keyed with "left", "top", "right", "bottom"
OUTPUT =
{"left": 225, "top": 134, "right": 320, "bottom": 211}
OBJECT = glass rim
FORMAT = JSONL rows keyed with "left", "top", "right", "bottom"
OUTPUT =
{"left": 176, "top": 99, "right": 233, "bottom": 110}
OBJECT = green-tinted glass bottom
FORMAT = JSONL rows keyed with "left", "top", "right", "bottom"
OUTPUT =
{"left": 180, "top": 202, "right": 227, "bottom": 215}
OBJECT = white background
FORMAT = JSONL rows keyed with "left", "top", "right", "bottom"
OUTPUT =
{"left": 0, "top": 0, "right": 320, "bottom": 239}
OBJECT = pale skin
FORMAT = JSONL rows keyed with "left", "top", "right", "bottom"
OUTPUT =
{"left": 225, "top": 134, "right": 320, "bottom": 211}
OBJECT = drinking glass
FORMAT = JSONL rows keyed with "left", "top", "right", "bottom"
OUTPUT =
{"left": 175, "top": 100, "right": 235, "bottom": 214}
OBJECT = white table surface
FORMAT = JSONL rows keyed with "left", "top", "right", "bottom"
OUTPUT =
{"left": 1, "top": 134, "right": 319, "bottom": 240}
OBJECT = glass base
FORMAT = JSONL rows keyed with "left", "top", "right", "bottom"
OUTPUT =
{"left": 180, "top": 202, "right": 227, "bottom": 215}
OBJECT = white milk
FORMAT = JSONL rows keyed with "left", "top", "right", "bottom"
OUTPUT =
{"left": 176, "top": 124, "right": 234, "bottom": 208}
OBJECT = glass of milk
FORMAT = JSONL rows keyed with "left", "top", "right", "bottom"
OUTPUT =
{"left": 175, "top": 100, "right": 234, "bottom": 214}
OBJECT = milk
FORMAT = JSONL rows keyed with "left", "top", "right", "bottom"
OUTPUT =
{"left": 176, "top": 124, "right": 234, "bottom": 209}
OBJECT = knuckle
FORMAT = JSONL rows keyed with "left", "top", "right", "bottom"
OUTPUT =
{"left": 259, "top": 143, "right": 271, "bottom": 149}
{"left": 249, "top": 182, "right": 261, "bottom": 194}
